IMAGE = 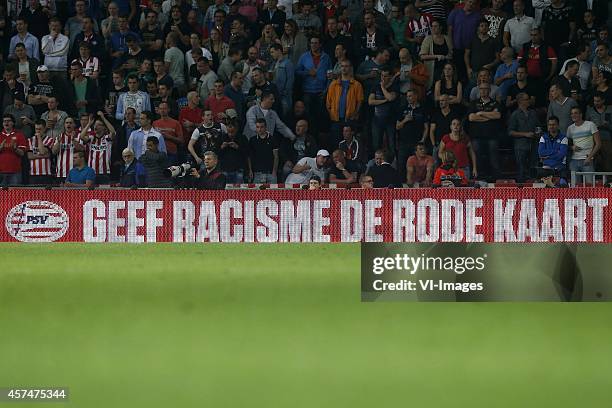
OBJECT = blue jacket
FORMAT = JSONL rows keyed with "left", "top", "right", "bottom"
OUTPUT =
{"left": 538, "top": 132, "right": 568, "bottom": 169}
{"left": 295, "top": 51, "right": 332, "bottom": 94}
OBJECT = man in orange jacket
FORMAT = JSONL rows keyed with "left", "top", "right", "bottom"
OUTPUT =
{"left": 326, "top": 59, "right": 364, "bottom": 149}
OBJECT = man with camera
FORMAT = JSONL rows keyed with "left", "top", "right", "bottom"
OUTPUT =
{"left": 190, "top": 150, "right": 227, "bottom": 190}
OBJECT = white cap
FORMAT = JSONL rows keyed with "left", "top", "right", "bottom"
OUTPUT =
{"left": 316, "top": 149, "right": 330, "bottom": 157}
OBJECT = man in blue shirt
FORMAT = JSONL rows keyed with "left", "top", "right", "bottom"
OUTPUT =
{"left": 64, "top": 151, "right": 96, "bottom": 187}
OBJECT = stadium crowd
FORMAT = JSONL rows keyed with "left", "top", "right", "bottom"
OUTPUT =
{"left": 0, "top": 0, "right": 611, "bottom": 189}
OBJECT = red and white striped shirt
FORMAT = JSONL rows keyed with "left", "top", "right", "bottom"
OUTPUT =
{"left": 87, "top": 134, "right": 113, "bottom": 175}
{"left": 55, "top": 132, "right": 83, "bottom": 178}
{"left": 406, "top": 13, "right": 434, "bottom": 39}
{"left": 28, "top": 135, "right": 55, "bottom": 176}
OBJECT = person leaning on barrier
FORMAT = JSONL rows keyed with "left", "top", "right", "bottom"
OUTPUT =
{"left": 190, "top": 150, "right": 227, "bottom": 190}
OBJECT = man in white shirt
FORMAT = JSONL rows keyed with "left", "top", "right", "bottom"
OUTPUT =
{"left": 566, "top": 106, "right": 601, "bottom": 183}
{"left": 503, "top": 0, "right": 535, "bottom": 53}
{"left": 41, "top": 18, "right": 70, "bottom": 81}
{"left": 285, "top": 149, "right": 329, "bottom": 184}
{"left": 560, "top": 43, "right": 592, "bottom": 90}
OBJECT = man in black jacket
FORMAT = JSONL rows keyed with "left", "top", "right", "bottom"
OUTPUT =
{"left": 190, "top": 150, "right": 227, "bottom": 189}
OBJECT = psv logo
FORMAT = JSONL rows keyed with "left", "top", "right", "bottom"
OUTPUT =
{"left": 5, "top": 201, "right": 69, "bottom": 242}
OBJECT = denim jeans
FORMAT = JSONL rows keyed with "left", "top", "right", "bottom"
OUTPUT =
{"left": 372, "top": 116, "right": 397, "bottom": 157}
{"left": 0, "top": 172, "right": 23, "bottom": 186}
{"left": 569, "top": 159, "right": 595, "bottom": 185}
{"left": 514, "top": 138, "right": 536, "bottom": 182}
{"left": 253, "top": 172, "right": 277, "bottom": 183}
{"left": 224, "top": 170, "right": 244, "bottom": 184}
{"left": 471, "top": 138, "right": 499, "bottom": 181}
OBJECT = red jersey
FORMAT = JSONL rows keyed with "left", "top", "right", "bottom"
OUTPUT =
{"left": 433, "top": 166, "right": 468, "bottom": 185}
{"left": 441, "top": 134, "right": 471, "bottom": 168}
{"left": 518, "top": 45, "right": 557, "bottom": 78}
{"left": 405, "top": 13, "right": 434, "bottom": 39}
{"left": 153, "top": 118, "right": 184, "bottom": 155}
{"left": 87, "top": 134, "right": 113, "bottom": 175}
{"left": 178, "top": 106, "right": 203, "bottom": 135}
{"left": 55, "top": 132, "right": 83, "bottom": 178}
{"left": 204, "top": 95, "right": 236, "bottom": 123}
{"left": 28, "top": 135, "right": 55, "bottom": 176}
{"left": 0, "top": 129, "right": 28, "bottom": 173}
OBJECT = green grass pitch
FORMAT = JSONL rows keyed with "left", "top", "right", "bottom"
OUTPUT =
{"left": 1, "top": 243, "right": 611, "bottom": 407}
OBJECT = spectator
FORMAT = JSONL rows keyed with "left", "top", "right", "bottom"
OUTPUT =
{"left": 13, "top": 43, "right": 40, "bottom": 89}
{"left": 192, "top": 57, "right": 218, "bottom": 102}
{"left": 420, "top": 19, "right": 453, "bottom": 89}
{"left": 141, "top": 9, "right": 165, "bottom": 59}
{"left": 494, "top": 47, "right": 519, "bottom": 99}
{"left": 153, "top": 101, "right": 184, "bottom": 165}
{"left": 355, "top": 11, "right": 392, "bottom": 63}
{"left": 79, "top": 112, "right": 116, "bottom": 184}
{"left": 188, "top": 110, "right": 226, "bottom": 164}
{"left": 518, "top": 27, "right": 558, "bottom": 98}
{"left": 294, "top": 1, "right": 321, "bottom": 35}
{"left": 508, "top": 93, "right": 540, "bottom": 182}
{"left": 369, "top": 65, "right": 399, "bottom": 156}
{"left": 547, "top": 84, "right": 578, "bottom": 133}
{"left": 4, "top": 91, "right": 36, "bottom": 139}
{"left": 540, "top": 0, "right": 576, "bottom": 58}
{"left": 248, "top": 118, "right": 280, "bottom": 183}
{"left": 119, "top": 148, "right": 147, "bottom": 187}
{"left": 469, "top": 68, "right": 503, "bottom": 103}
{"left": 396, "top": 88, "right": 428, "bottom": 182}
{"left": 482, "top": 0, "right": 508, "bottom": 44}
{"left": 338, "top": 124, "right": 364, "bottom": 164}
{"left": 592, "top": 42, "right": 612, "bottom": 76}
{"left": 577, "top": 10, "right": 598, "bottom": 44}
{"left": 164, "top": 32, "right": 186, "bottom": 90}
{"left": 157, "top": 83, "right": 179, "bottom": 118}
{"left": 552, "top": 60, "right": 582, "bottom": 101}
{"left": 51, "top": 117, "right": 86, "bottom": 182}
{"left": 280, "top": 19, "right": 308, "bottom": 66}
{"left": 101, "top": 2, "right": 121, "bottom": 41}
{"left": 433, "top": 150, "right": 468, "bottom": 186}
{"left": 438, "top": 117, "right": 477, "bottom": 180}
{"left": 0, "top": 113, "right": 28, "bottom": 185}
{"left": 538, "top": 115, "right": 569, "bottom": 170}
{"left": 323, "top": 16, "right": 352, "bottom": 64}
{"left": 367, "top": 148, "right": 401, "bottom": 188}
{"left": 560, "top": 42, "right": 592, "bottom": 91}
{"left": 404, "top": 4, "right": 433, "bottom": 55}
{"left": 397, "top": 48, "right": 429, "bottom": 101}
{"left": 248, "top": 68, "right": 281, "bottom": 113}
{"left": 0, "top": 67, "right": 26, "bottom": 114}
{"left": 28, "top": 65, "right": 56, "bottom": 117}
{"left": 258, "top": 0, "right": 287, "bottom": 38}
{"left": 244, "top": 92, "right": 295, "bottom": 140}
{"left": 27, "top": 119, "right": 55, "bottom": 185}
{"left": 308, "top": 174, "right": 322, "bottom": 190}
{"left": 70, "top": 16, "right": 104, "bottom": 61}
{"left": 190, "top": 150, "right": 227, "bottom": 189}
{"left": 506, "top": 65, "right": 536, "bottom": 109}
{"left": 127, "top": 111, "right": 166, "bottom": 159}
{"left": 434, "top": 62, "right": 463, "bottom": 108}
{"left": 41, "top": 96, "right": 68, "bottom": 140}
{"left": 503, "top": 0, "right": 535, "bottom": 53}
{"left": 586, "top": 92, "right": 612, "bottom": 171}
{"left": 567, "top": 106, "right": 601, "bottom": 182}
{"left": 326, "top": 59, "right": 364, "bottom": 146}
{"left": 468, "top": 82, "right": 502, "bottom": 180}
{"left": 8, "top": 17, "right": 39, "bottom": 60}
{"left": 205, "top": 80, "right": 236, "bottom": 123}
{"left": 41, "top": 18, "right": 70, "bottom": 81}
{"left": 139, "top": 136, "right": 171, "bottom": 187}
{"left": 255, "top": 24, "right": 282, "bottom": 69}
{"left": 406, "top": 142, "right": 434, "bottom": 187}
{"left": 285, "top": 148, "right": 329, "bottom": 184}
{"left": 270, "top": 43, "right": 294, "bottom": 117}
{"left": 447, "top": 0, "right": 480, "bottom": 82}
{"left": 359, "top": 173, "right": 374, "bottom": 189}
{"left": 64, "top": 150, "right": 95, "bottom": 187}
{"left": 115, "top": 74, "right": 152, "bottom": 122}
{"left": 111, "top": 15, "right": 140, "bottom": 60}
{"left": 280, "top": 119, "right": 318, "bottom": 178}
{"left": 153, "top": 57, "right": 174, "bottom": 89}
{"left": 69, "top": 61, "right": 101, "bottom": 116}
{"left": 329, "top": 148, "right": 359, "bottom": 184}
{"left": 186, "top": 40, "right": 211, "bottom": 72}
{"left": 429, "top": 93, "right": 460, "bottom": 159}
{"left": 465, "top": 19, "right": 499, "bottom": 86}
{"left": 217, "top": 48, "right": 243, "bottom": 83}
{"left": 219, "top": 119, "right": 248, "bottom": 183}
{"left": 224, "top": 71, "right": 246, "bottom": 119}
{"left": 179, "top": 91, "right": 202, "bottom": 140}
{"left": 73, "top": 42, "right": 100, "bottom": 81}
{"left": 296, "top": 34, "right": 332, "bottom": 127}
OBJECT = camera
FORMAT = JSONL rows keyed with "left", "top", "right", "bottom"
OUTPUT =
{"left": 164, "top": 162, "right": 193, "bottom": 178}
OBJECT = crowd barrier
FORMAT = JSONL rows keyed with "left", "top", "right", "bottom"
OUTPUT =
{"left": 1, "top": 188, "right": 610, "bottom": 243}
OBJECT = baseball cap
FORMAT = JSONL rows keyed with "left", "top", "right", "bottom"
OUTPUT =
{"left": 316, "top": 149, "right": 330, "bottom": 157}
{"left": 36, "top": 65, "right": 49, "bottom": 72}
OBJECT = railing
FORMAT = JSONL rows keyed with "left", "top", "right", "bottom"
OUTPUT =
{"left": 571, "top": 171, "right": 612, "bottom": 187}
